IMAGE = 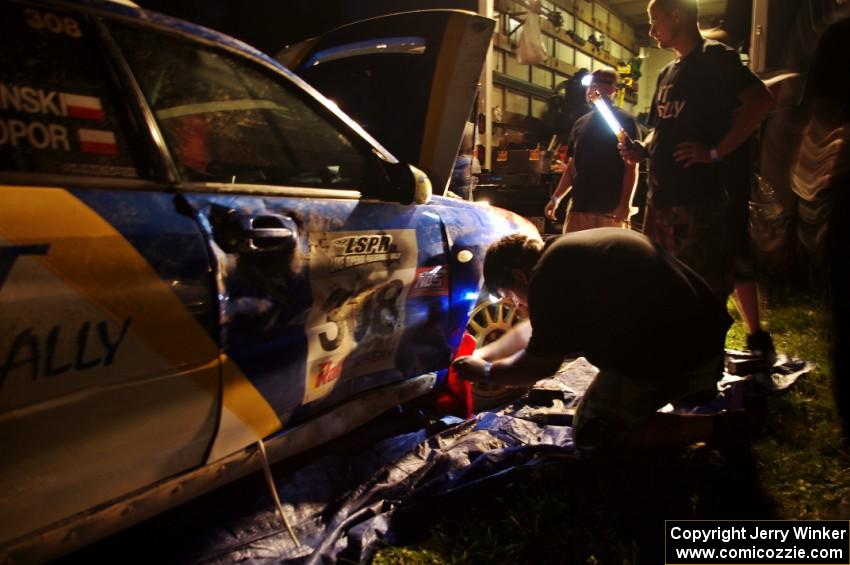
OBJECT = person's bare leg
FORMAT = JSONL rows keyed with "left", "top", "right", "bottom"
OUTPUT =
{"left": 734, "top": 280, "right": 775, "bottom": 355}
{"left": 733, "top": 280, "right": 762, "bottom": 335}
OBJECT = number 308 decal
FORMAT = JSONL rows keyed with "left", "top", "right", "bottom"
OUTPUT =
{"left": 24, "top": 8, "right": 82, "bottom": 38}
{"left": 318, "top": 279, "right": 403, "bottom": 352}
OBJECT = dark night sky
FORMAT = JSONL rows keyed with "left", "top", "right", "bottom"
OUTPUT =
{"left": 140, "top": 0, "right": 478, "bottom": 55}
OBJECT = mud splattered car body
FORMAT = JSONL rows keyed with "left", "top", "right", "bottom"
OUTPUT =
{"left": 0, "top": 1, "right": 537, "bottom": 561}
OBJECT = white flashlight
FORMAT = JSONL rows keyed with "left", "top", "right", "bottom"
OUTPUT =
{"left": 588, "top": 90, "right": 633, "bottom": 145}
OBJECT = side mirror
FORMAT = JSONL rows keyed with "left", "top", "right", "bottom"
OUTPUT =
{"left": 408, "top": 164, "right": 433, "bottom": 205}
{"left": 368, "top": 153, "right": 433, "bottom": 205}
{"left": 378, "top": 159, "right": 432, "bottom": 205}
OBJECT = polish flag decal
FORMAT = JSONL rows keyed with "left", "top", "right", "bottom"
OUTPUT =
{"left": 63, "top": 93, "right": 104, "bottom": 121}
{"left": 78, "top": 129, "right": 117, "bottom": 155}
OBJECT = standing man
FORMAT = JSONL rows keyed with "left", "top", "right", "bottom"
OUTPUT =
{"left": 452, "top": 230, "right": 734, "bottom": 454}
{"left": 620, "top": 0, "right": 773, "bottom": 302}
{"left": 545, "top": 68, "right": 640, "bottom": 232}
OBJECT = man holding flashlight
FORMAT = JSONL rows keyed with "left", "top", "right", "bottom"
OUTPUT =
{"left": 619, "top": 0, "right": 773, "bottom": 303}
{"left": 545, "top": 68, "right": 640, "bottom": 232}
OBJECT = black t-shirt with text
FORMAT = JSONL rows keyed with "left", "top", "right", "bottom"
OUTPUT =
{"left": 648, "top": 39, "right": 762, "bottom": 208}
{"left": 567, "top": 105, "right": 640, "bottom": 213}
{"left": 526, "top": 228, "right": 731, "bottom": 378}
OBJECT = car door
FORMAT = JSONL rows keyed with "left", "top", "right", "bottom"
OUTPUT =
{"left": 106, "top": 18, "right": 453, "bottom": 460}
{"left": 0, "top": 1, "right": 220, "bottom": 545}
{"left": 280, "top": 10, "right": 495, "bottom": 194}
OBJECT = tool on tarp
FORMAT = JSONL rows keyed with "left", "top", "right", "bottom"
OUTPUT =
{"left": 725, "top": 349, "right": 776, "bottom": 376}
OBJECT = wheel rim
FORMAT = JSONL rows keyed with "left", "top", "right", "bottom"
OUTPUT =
{"left": 466, "top": 299, "right": 525, "bottom": 402}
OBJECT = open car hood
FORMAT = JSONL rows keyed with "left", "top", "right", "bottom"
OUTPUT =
{"left": 278, "top": 10, "right": 494, "bottom": 194}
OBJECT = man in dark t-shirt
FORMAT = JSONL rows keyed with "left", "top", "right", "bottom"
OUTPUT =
{"left": 620, "top": 0, "right": 773, "bottom": 302}
{"left": 546, "top": 68, "right": 640, "bottom": 232}
{"left": 453, "top": 229, "right": 733, "bottom": 454}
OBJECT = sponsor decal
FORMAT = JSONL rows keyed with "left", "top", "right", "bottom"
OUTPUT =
{"left": 1, "top": 317, "right": 132, "bottom": 388}
{"left": 78, "top": 128, "right": 116, "bottom": 155}
{"left": 409, "top": 265, "right": 449, "bottom": 298}
{"left": 314, "top": 358, "right": 342, "bottom": 387}
{"left": 329, "top": 233, "right": 401, "bottom": 272}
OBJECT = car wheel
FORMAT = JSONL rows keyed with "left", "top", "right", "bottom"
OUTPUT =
{"left": 465, "top": 297, "right": 529, "bottom": 411}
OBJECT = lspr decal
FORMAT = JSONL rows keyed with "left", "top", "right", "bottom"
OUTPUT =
{"left": 329, "top": 234, "right": 401, "bottom": 272}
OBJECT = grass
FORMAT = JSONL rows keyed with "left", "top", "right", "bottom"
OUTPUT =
{"left": 373, "top": 280, "right": 850, "bottom": 564}
{"left": 741, "top": 284, "right": 849, "bottom": 520}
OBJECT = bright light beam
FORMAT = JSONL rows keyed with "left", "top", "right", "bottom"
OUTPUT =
{"left": 588, "top": 91, "right": 632, "bottom": 145}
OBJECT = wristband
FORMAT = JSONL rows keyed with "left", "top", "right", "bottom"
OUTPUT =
{"left": 481, "top": 361, "right": 493, "bottom": 385}
{"left": 709, "top": 147, "right": 720, "bottom": 162}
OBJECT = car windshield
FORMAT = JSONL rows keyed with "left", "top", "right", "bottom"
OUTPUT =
{"left": 110, "top": 24, "right": 369, "bottom": 188}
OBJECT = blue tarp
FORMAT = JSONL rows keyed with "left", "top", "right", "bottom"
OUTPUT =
{"left": 62, "top": 355, "right": 811, "bottom": 564}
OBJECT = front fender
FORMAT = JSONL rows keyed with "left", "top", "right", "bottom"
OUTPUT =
{"left": 431, "top": 198, "right": 540, "bottom": 354}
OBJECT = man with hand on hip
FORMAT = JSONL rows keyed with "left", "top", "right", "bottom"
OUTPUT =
{"left": 620, "top": 0, "right": 772, "bottom": 305}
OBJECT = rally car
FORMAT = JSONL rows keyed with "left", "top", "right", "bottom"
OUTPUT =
{"left": 0, "top": 0, "right": 538, "bottom": 561}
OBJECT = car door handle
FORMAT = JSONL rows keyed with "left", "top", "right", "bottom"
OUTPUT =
{"left": 209, "top": 209, "right": 299, "bottom": 254}
{"left": 242, "top": 225, "right": 293, "bottom": 240}
{"left": 237, "top": 214, "right": 297, "bottom": 252}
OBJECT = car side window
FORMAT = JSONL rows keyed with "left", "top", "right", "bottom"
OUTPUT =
{"left": 110, "top": 24, "right": 370, "bottom": 189}
{"left": 0, "top": 1, "right": 140, "bottom": 178}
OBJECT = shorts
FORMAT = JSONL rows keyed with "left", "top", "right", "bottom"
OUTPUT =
{"left": 572, "top": 352, "right": 724, "bottom": 455}
{"left": 725, "top": 142, "right": 758, "bottom": 280}
{"left": 643, "top": 202, "right": 734, "bottom": 300}
{"left": 564, "top": 210, "right": 627, "bottom": 233}
{"left": 727, "top": 177, "right": 757, "bottom": 281}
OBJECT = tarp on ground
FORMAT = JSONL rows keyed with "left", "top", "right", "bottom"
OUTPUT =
{"left": 62, "top": 354, "right": 811, "bottom": 565}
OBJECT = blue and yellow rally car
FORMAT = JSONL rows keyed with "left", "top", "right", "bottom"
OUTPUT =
{"left": 0, "top": 0, "right": 537, "bottom": 560}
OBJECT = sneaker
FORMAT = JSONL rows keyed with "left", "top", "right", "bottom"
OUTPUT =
{"left": 746, "top": 330, "right": 776, "bottom": 358}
